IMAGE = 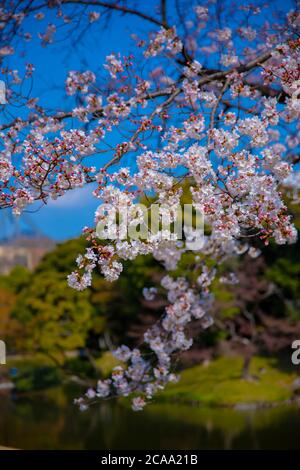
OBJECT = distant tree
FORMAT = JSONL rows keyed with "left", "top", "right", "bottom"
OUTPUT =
{"left": 0, "top": 266, "right": 30, "bottom": 348}
{"left": 12, "top": 269, "right": 95, "bottom": 364}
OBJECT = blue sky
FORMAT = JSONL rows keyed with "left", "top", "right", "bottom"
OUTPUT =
{"left": 1, "top": 7, "right": 147, "bottom": 240}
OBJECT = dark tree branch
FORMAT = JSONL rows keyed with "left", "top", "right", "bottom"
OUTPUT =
{"left": 161, "top": 0, "right": 167, "bottom": 27}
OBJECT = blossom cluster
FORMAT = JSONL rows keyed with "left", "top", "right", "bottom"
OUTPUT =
{"left": 75, "top": 274, "right": 214, "bottom": 411}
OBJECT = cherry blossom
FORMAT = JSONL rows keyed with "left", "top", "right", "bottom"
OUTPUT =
{"left": 0, "top": 0, "right": 299, "bottom": 411}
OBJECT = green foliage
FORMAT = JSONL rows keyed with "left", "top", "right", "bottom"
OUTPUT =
{"left": 266, "top": 255, "right": 300, "bottom": 298}
{"left": 35, "top": 237, "right": 87, "bottom": 275}
{"left": 199, "top": 328, "right": 229, "bottom": 347}
{"left": 94, "top": 351, "right": 122, "bottom": 377}
{"left": 13, "top": 365, "right": 62, "bottom": 392}
{"left": 212, "top": 280, "right": 241, "bottom": 319}
{"left": 111, "top": 254, "right": 163, "bottom": 334}
{"left": 0, "top": 265, "right": 30, "bottom": 294}
{"left": 12, "top": 269, "right": 94, "bottom": 354}
{"left": 264, "top": 196, "right": 300, "bottom": 319}
{"left": 63, "top": 357, "right": 95, "bottom": 377}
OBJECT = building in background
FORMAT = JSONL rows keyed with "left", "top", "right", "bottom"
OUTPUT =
{"left": 0, "top": 211, "right": 55, "bottom": 274}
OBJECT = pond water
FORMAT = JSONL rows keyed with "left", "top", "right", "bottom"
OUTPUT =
{"left": 0, "top": 387, "right": 300, "bottom": 450}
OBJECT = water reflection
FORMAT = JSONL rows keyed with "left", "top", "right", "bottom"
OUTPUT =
{"left": 0, "top": 387, "right": 300, "bottom": 449}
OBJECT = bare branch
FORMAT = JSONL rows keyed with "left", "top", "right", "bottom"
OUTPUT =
{"left": 161, "top": 0, "right": 167, "bottom": 27}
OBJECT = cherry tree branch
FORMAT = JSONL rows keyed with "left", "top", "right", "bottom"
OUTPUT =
{"left": 37, "top": 0, "right": 165, "bottom": 27}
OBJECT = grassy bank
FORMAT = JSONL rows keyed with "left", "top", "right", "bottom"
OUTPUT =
{"left": 157, "top": 356, "right": 298, "bottom": 407}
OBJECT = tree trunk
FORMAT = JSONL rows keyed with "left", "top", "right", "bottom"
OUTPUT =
{"left": 242, "top": 355, "right": 252, "bottom": 380}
